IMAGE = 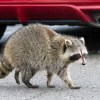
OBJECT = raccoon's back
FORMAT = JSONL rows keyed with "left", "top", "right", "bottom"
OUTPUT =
{"left": 3, "top": 24, "right": 51, "bottom": 67}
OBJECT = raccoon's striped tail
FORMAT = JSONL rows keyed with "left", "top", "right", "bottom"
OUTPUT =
{"left": 0, "top": 59, "right": 13, "bottom": 78}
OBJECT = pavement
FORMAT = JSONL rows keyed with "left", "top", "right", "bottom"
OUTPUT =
{"left": 0, "top": 25, "right": 100, "bottom": 100}
{"left": 0, "top": 53, "right": 100, "bottom": 100}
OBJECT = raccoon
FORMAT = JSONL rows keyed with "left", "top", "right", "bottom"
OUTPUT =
{"left": 0, "top": 24, "right": 88, "bottom": 89}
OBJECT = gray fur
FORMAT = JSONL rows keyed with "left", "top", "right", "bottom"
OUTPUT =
{"left": 0, "top": 24, "right": 88, "bottom": 89}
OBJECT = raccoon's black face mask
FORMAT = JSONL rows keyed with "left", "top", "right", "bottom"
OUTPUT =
{"left": 69, "top": 54, "right": 81, "bottom": 61}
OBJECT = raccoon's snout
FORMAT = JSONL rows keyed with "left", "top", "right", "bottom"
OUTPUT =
{"left": 69, "top": 54, "right": 81, "bottom": 61}
{"left": 81, "top": 57, "right": 86, "bottom": 65}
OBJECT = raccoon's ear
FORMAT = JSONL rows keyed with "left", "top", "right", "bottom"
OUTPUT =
{"left": 63, "top": 39, "right": 72, "bottom": 53}
{"left": 65, "top": 39, "right": 73, "bottom": 47}
{"left": 79, "top": 37, "right": 85, "bottom": 45}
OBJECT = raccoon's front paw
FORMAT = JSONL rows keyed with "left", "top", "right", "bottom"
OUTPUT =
{"left": 68, "top": 83, "right": 81, "bottom": 89}
{"left": 69, "top": 86, "right": 81, "bottom": 89}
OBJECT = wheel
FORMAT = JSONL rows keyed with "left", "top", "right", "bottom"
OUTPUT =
{"left": 0, "top": 25, "right": 7, "bottom": 40}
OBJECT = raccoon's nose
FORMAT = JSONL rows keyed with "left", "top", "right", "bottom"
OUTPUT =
{"left": 81, "top": 57, "right": 86, "bottom": 65}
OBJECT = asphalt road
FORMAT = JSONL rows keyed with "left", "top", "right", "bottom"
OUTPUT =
{"left": 0, "top": 53, "right": 100, "bottom": 100}
{"left": 0, "top": 25, "right": 100, "bottom": 100}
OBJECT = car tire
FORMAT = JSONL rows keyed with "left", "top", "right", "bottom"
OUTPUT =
{"left": 0, "top": 25, "right": 7, "bottom": 40}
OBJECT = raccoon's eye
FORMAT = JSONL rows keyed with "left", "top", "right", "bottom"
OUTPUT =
{"left": 63, "top": 44, "right": 67, "bottom": 53}
{"left": 69, "top": 54, "right": 81, "bottom": 61}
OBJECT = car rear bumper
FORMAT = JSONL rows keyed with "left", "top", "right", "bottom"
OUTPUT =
{"left": 0, "top": 2, "right": 100, "bottom": 27}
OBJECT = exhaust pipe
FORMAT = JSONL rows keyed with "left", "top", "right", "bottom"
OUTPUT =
{"left": 93, "top": 11, "right": 100, "bottom": 25}
{"left": 97, "top": 16, "right": 100, "bottom": 24}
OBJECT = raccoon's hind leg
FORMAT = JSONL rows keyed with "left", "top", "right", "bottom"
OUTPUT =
{"left": 14, "top": 68, "right": 20, "bottom": 84}
{"left": 21, "top": 68, "right": 39, "bottom": 88}
{"left": 47, "top": 72, "right": 55, "bottom": 88}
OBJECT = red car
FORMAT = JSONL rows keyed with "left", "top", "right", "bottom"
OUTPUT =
{"left": 0, "top": 0, "right": 100, "bottom": 38}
